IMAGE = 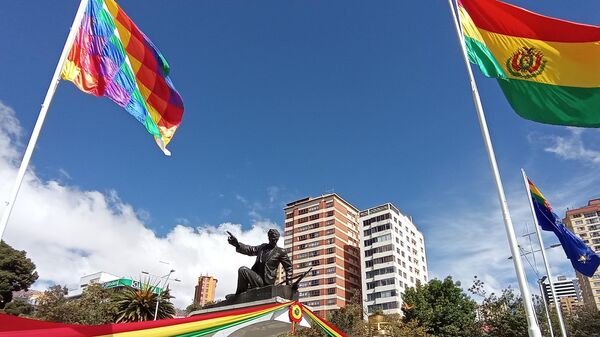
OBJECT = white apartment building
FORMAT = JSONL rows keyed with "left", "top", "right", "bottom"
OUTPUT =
{"left": 360, "top": 203, "right": 428, "bottom": 315}
{"left": 541, "top": 275, "right": 582, "bottom": 304}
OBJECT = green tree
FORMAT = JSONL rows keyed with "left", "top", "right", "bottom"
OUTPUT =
{"left": 34, "top": 285, "right": 76, "bottom": 323}
{"left": 0, "top": 240, "right": 38, "bottom": 308}
{"left": 71, "top": 283, "right": 117, "bottom": 324}
{"left": 567, "top": 306, "right": 600, "bottom": 337}
{"left": 113, "top": 282, "right": 175, "bottom": 322}
{"left": 468, "top": 276, "right": 551, "bottom": 337}
{"left": 185, "top": 301, "right": 204, "bottom": 315}
{"left": 3, "top": 297, "right": 34, "bottom": 317}
{"left": 402, "top": 277, "right": 479, "bottom": 337}
{"left": 326, "top": 291, "right": 368, "bottom": 337}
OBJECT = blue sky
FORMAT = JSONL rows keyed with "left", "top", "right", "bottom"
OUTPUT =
{"left": 0, "top": 0, "right": 599, "bottom": 306}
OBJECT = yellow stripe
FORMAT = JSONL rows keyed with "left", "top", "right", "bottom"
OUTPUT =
{"left": 528, "top": 183, "right": 546, "bottom": 200}
{"left": 98, "top": 303, "right": 290, "bottom": 337}
{"left": 302, "top": 308, "right": 344, "bottom": 337}
{"left": 459, "top": 7, "right": 600, "bottom": 88}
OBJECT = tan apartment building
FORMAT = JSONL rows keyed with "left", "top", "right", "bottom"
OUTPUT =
{"left": 563, "top": 198, "right": 600, "bottom": 311}
{"left": 194, "top": 275, "right": 218, "bottom": 306}
{"left": 283, "top": 193, "right": 361, "bottom": 317}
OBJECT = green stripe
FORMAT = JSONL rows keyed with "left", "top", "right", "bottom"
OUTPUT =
{"left": 173, "top": 308, "right": 279, "bottom": 337}
{"left": 464, "top": 36, "right": 507, "bottom": 80}
{"left": 498, "top": 79, "right": 600, "bottom": 127}
{"left": 531, "top": 192, "right": 546, "bottom": 205}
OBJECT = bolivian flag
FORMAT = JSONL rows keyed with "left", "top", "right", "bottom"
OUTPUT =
{"left": 458, "top": 0, "right": 600, "bottom": 127}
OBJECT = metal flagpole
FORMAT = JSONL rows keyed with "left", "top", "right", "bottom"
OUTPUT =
{"left": 538, "top": 277, "right": 556, "bottom": 337}
{"left": 521, "top": 169, "right": 568, "bottom": 337}
{"left": 447, "top": 1, "right": 542, "bottom": 336}
{"left": 0, "top": 0, "right": 90, "bottom": 240}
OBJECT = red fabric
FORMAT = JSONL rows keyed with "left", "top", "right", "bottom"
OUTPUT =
{"left": 0, "top": 302, "right": 284, "bottom": 337}
{"left": 458, "top": 0, "right": 600, "bottom": 42}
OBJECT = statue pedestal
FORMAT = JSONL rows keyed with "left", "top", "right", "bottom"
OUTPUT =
{"left": 206, "top": 285, "right": 298, "bottom": 309}
{"left": 189, "top": 297, "right": 311, "bottom": 337}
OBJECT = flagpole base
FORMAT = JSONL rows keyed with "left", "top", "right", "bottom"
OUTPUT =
{"left": 529, "top": 325, "right": 543, "bottom": 337}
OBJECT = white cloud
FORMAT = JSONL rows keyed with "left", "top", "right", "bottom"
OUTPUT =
{"left": 0, "top": 101, "right": 282, "bottom": 308}
{"left": 542, "top": 128, "right": 600, "bottom": 164}
{"left": 422, "top": 177, "right": 577, "bottom": 300}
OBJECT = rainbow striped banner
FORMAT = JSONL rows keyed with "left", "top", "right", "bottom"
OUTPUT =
{"left": 61, "top": 0, "right": 184, "bottom": 155}
{"left": 0, "top": 301, "right": 348, "bottom": 337}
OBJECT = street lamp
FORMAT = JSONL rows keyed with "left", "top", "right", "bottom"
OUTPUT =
{"left": 141, "top": 269, "right": 181, "bottom": 320}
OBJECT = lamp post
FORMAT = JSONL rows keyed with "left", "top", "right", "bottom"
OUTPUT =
{"left": 142, "top": 269, "right": 181, "bottom": 320}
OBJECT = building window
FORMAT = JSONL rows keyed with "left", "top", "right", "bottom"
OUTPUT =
{"left": 327, "top": 288, "right": 336, "bottom": 295}
{"left": 308, "top": 205, "right": 320, "bottom": 212}
{"left": 366, "top": 266, "right": 396, "bottom": 278}
{"left": 365, "top": 255, "right": 394, "bottom": 267}
{"left": 365, "top": 244, "right": 393, "bottom": 257}
{"left": 367, "top": 290, "right": 397, "bottom": 301}
{"left": 364, "top": 233, "right": 392, "bottom": 247}
{"left": 366, "top": 278, "right": 395, "bottom": 289}
{"left": 364, "top": 223, "right": 391, "bottom": 236}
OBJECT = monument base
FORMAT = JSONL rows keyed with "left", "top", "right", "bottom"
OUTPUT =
{"left": 205, "top": 285, "right": 298, "bottom": 309}
{"left": 189, "top": 297, "right": 311, "bottom": 337}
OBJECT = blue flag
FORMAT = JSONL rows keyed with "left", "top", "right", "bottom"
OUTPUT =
{"left": 528, "top": 178, "right": 600, "bottom": 277}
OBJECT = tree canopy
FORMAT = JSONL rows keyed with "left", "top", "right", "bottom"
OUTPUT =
{"left": 0, "top": 240, "right": 38, "bottom": 308}
{"left": 402, "top": 276, "right": 479, "bottom": 337}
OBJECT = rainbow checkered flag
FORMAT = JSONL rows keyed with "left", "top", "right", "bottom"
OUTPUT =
{"left": 61, "top": 0, "right": 184, "bottom": 155}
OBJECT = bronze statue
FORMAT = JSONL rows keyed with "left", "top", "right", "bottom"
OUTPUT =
{"left": 227, "top": 228, "right": 293, "bottom": 295}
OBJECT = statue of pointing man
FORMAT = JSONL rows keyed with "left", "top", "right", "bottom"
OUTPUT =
{"left": 227, "top": 229, "right": 293, "bottom": 295}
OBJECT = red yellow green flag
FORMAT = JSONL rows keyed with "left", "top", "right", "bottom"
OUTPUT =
{"left": 458, "top": 0, "right": 600, "bottom": 127}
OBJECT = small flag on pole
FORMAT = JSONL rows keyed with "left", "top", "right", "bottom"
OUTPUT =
{"left": 528, "top": 178, "right": 600, "bottom": 277}
{"left": 61, "top": 0, "right": 184, "bottom": 155}
{"left": 457, "top": 0, "right": 600, "bottom": 127}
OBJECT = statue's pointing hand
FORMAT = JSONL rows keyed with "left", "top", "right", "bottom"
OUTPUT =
{"left": 227, "top": 231, "right": 239, "bottom": 248}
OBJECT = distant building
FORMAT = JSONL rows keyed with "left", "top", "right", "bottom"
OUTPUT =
{"left": 359, "top": 203, "right": 428, "bottom": 315}
{"left": 283, "top": 193, "right": 362, "bottom": 317}
{"left": 68, "top": 271, "right": 162, "bottom": 298}
{"left": 12, "top": 289, "right": 43, "bottom": 305}
{"left": 563, "top": 198, "right": 600, "bottom": 311}
{"left": 194, "top": 275, "right": 218, "bottom": 306}
{"left": 541, "top": 275, "right": 583, "bottom": 315}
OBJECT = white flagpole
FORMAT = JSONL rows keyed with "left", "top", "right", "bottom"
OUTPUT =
{"left": 521, "top": 169, "right": 568, "bottom": 337}
{"left": 538, "top": 278, "right": 556, "bottom": 337}
{"left": 447, "top": 1, "right": 542, "bottom": 336}
{"left": 0, "top": 0, "right": 90, "bottom": 240}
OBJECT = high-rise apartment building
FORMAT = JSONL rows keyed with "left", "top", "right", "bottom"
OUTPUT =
{"left": 194, "top": 275, "right": 218, "bottom": 306}
{"left": 541, "top": 275, "right": 583, "bottom": 315}
{"left": 563, "top": 198, "right": 600, "bottom": 311}
{"left": 541, "top": 275, "right": 581, "bottom": 304}
{"left": 360, "top": 203, "right": 428, "bottom": 315}
{"left": 283, "top": 194, "right": 361, "bottom": 317}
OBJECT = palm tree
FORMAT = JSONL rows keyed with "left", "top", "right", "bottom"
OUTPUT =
{"left": 113, "top": 282, "right": 175, "bottom": 322}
